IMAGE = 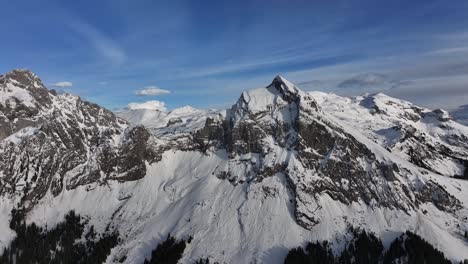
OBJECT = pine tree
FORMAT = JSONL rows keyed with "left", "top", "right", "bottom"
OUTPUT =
{"left": 284, "top": 229, "right": 452, "bottom": 264}
{"left": 1, "top": 209, "right": 119, "bottom": 263}
{"left": 144, "top": 234, "right": 192, "bottom": 264}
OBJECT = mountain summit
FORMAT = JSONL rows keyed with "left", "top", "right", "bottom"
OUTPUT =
{"left": 0, "top": 70, "right": 468, "bottom": 263}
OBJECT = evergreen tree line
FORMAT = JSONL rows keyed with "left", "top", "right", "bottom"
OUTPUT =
{"left": 284, "top": 229, "right": 456, "bottom": 264}
{"left": 2, "top": 207, "right": 465, "bottom": 264}
{"left": 193, "top": 258, "right": 215, "bottom": 264}
{"left": 0, "top": 208, "right": 119, "bottom": 264}
{"left": 142, "top": 235, "right": 222, "bottom": 264}
{"left": 143, "top": 234, "right": 192, "bottom": 264}
{"left": 143, "top": 229, "right": 468, "bottom": 264}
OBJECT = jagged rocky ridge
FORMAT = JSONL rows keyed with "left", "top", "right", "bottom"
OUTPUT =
{"left": 311, "top": 92, "right": 468, "bottom": 179}
{"left": 0, "top": 69, "right": 156, "bottom": 210}
{"left": 187, "top": 77, "right": 463, "bottom": 227}
{"left": 0, "top": 69, "right": 468, "bottom": 263}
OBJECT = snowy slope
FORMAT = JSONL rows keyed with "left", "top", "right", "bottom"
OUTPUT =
{"left": 27, "top": 150, "right": 468, "bottom": 263}
{"left": 1, "top": 70, "right": 468, "bottom": 263}
{"left": 116, "top": 105, "right": 220, "bottom": 135}
{"left": 311, "top": 91, "right": 468, "bottom": 178}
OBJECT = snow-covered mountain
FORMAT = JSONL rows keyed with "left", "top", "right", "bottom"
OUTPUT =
{"left": 311, "top": 92, "right": 468, "bottom": 179}
{"left": 1, "top": 69, "right": 468, "bottom": 263}
{"left": 116, "top": 105, "right": 220, "bottom": 134}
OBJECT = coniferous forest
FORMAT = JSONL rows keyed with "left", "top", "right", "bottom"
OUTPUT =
{"left": 1, "top": 209, "right": 467, "bottom": 264}
{"left": 284, "top": 229, "right": 455, "bottom": 264}
{"left": 143, "top": 234, "right": 192, "bottom": 264}
{"left": 0, "top": 208, "right": 119, "bottom": 264}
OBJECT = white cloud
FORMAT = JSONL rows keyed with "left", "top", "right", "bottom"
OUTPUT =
{"left": 127, "top": 100, "right": 167, "bottom": 111}
{"left": 51, "top": 81, "right": 73, "bottom": 88}
{"left": 135, "top": 86, "right": 171, "bottom": 96}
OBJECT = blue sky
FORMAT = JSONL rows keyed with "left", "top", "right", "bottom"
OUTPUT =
{"left": 1, "top": 0, "right": 468, "bottom": 110}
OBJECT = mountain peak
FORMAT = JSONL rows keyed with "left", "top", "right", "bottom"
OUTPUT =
{"left": 271, "top": 75, "right": 299, "bottom": 95}
{"left": 7, "top": 68, "right": 36, "bottom": 75}
{"left": 1, "top": 68, "right": 45, "bottom": 90}
{"left": 0, "top": 69, "right": 54, "bottom": 112}
{"left": 170, "top": 105, "right": 200, "bottom": 115}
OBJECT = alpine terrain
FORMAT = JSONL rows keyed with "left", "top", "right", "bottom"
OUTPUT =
{"left": 1, "top": 69, "right": 468, "bottom": 263}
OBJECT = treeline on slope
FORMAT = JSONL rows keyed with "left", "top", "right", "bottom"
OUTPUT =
{"left": 143, "top": 234, "right": 191, "bottom": 264}
{"left": 0, "top": 208, "right": 119, "bottom": 264}
{"left": 144, "top": 228, "right": 468, "bottom": 264}
{"left": 143, "top": 234, "right": 220, "bottom": 264}
{"left": 284, "top": 228, "right": 462, "bottom": 264}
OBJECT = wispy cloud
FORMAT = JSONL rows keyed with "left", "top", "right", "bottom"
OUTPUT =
{"left": 126, "top": 100, "right": 167, "bottom": 111}
{"left": 338, "top": 73, "right": 387, "bottom": 89}
{"left": 173, "top": 47, "right": 346, "bottom": 80}
{"left": 429, "top": 46, "right": 468, "bottom": 55}
{"left": 336, "top": 73, "right": 410, "bottom": 92}
{"left": 51, "top": 81, "right": 73, "bottom": 88}
{"left": 69, "top": 19, "right": 127, "bottom": 65}
{"left": 135, "top": 86, "right": 170, "bottom": 96}
{"left": 9, "top": 2, "right": 467, "bottom": 112}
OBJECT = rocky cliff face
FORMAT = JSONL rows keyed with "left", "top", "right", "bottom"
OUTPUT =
{"left": 311, "top": 92, "right": 468, "bottom": 179}
{"left": 188, "top": 76, "right": 462, "bottom": 230}
{"left": 0, "top": 69, "right": 53, "bottom": 140}
{"left": 0, "top": 69, "right": 155, "bottom": 210}
{"left": 1, "top": 70, "right": 468, "bottom": 263}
